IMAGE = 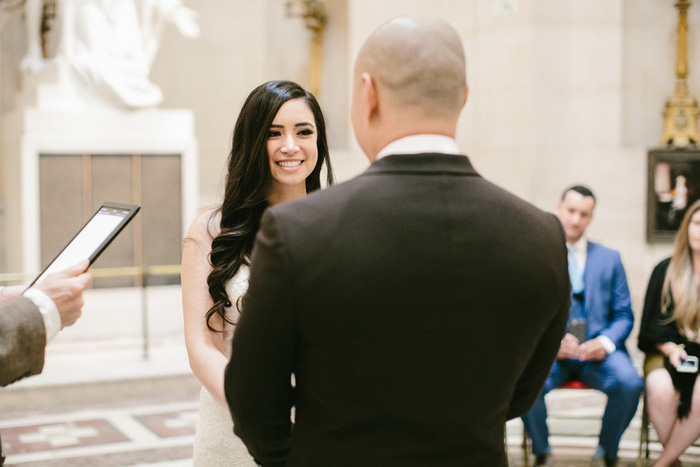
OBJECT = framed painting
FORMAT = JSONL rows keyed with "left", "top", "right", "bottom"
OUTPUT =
{"left": 647, "top": 148, "right": 700, "bottom": 242}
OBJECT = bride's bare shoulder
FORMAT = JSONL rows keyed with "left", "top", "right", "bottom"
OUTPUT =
{"left": 186, "top": 208, "right": 221, "bottom": 243}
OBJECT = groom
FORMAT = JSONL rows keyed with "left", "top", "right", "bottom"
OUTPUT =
{"left": 225, "top": 15, "right": 570, "bottom": 467}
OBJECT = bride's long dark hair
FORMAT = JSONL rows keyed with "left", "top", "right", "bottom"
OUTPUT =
{"left": 206, "top": 80, "right": 334, "bottom": 331}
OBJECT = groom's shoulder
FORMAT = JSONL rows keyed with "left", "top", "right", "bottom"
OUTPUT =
{"left": 270, "top": 175, "right": 369, "bottom": 219}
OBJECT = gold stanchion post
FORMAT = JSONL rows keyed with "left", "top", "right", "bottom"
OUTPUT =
{"left": 285, "top": 0, "right": 328, "bottom": 96}
{"left": 662, "top": 0, "right": 700, "bottom": 146}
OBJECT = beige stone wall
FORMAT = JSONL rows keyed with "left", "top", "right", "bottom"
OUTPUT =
{"left": 337, "top": 1, "right": 699, "bottom": 338}
{"left": 150, "top": 0, "right": 268, "bottom": 209}
{"left": 151, "top": 0, "right": 353, "bottom": 208}
{"left": 2, "top": 0, "right": 700, "bottom": 327}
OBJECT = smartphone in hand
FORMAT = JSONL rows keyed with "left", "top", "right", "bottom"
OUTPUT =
{"left": 569, "top": 319, "right": 587, "bottom": 343}
{"left": 678, "top": 355, "right": 699, "bottom": 373}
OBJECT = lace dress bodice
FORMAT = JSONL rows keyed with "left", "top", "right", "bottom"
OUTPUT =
{"left": 192, "top": 266, "right": 256, "bottom": 466}
{"left": 220, "top": 267, "right": 250, "bottom": 359}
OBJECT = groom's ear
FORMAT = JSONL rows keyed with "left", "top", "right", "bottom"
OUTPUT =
{"left": 360, "top": 72, "right": 379, "bottom": 120}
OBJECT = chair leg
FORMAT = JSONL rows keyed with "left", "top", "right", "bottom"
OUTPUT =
{"left": 505, "top": 423, "right": 510, "bottom": 466}
{"left": 644, "top": 400, "right": 650, "bottom": 459}
{"left": 638, "top": 393, "right": 650, "bottom": 464}
{"left": 522, "top": 424, "right": 530, "bottom": 467}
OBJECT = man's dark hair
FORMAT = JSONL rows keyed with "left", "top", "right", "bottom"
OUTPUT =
{"left": 561, "top": 185, "right": 595, "bottom": 204}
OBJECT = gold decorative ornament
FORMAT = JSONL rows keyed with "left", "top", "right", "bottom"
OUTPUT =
{"left": 662, "top": 0, "right": 700, "bottom": 147}
{"left": 0, "top": 0, "right": 55, "bottom": 58}
{"left": 285, "top": 0, "right": 327, "bottom": 96}
{"left": 40, "top": 0, "right": 56, "bottom": 58}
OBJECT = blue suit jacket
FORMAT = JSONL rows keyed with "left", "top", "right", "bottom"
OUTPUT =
{"left": 578, "top": 241, "right": 634, "bottom": 351}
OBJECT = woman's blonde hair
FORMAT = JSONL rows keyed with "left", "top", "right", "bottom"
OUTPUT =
{"left": 662, "top": 199, "right": 700, "bottom": 338}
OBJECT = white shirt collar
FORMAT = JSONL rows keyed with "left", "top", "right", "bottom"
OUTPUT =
{"left": 567, "top": 236, "right": 588, "bottom": 253}
{"left": 375, "top": 135, "right": 461, "bottom": 161}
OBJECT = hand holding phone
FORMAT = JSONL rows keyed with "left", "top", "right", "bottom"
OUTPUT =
{"left": 678, "top": 355, "right": 699, "bottom": 373}
{"left": 569, "top": 319, "right": 587, "bottom": 344}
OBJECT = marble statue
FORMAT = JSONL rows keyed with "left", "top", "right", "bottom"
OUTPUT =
{"left": 21, "top": 0, "right": 199, "bottom": 108}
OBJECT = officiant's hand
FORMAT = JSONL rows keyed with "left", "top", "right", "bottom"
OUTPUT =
{"left": 557, "top": 333, "right": 580, "bottom": 360}
{"left": 34, "top": 260, "right": 91, "bottom": 329}
{"left": 578, "top": 338, "right": 607, "bottom": 361}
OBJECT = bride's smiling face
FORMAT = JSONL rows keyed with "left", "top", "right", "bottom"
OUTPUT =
{"left": 266, "top": 98, "right": 319, "bottom": 199}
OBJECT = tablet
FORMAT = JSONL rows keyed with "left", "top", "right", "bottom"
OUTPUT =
{"left": 26, "top": 202, "right": 140, "bottom": 287}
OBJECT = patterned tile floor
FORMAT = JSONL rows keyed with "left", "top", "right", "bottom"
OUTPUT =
{"left": 2, "top": 366, "right": 700, "bottom": 466}
{"left": 0, "top": 375, "right": 201, "bottom": 466}
{"left": 10, "top": 287, "right": 696, "bottom": 465}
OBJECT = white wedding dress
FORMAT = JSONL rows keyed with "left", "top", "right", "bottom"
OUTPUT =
{"left": 192, "top": 267, "right": 257, "bottom": 466}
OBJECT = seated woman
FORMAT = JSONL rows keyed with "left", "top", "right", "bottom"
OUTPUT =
{"left": 639, "top": 199, "right": 700, "bottom": 467}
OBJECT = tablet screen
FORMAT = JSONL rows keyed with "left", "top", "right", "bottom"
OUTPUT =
{"left": 29, "top": 203, "right": 140, "bottom": 286}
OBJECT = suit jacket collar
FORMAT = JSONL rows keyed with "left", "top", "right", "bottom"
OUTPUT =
{"left": 586, "top": 241, "right": 600, "bottom": 256}
{"left": 583, "top": 241, "right": 597, "bottom": 276}
{"left": 364, "top": 153, "right": 480, "bottom": 177}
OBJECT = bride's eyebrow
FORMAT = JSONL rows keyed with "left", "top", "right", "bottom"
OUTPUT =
{"left": 269, "top": 122, "right": 315, "bottom": 128}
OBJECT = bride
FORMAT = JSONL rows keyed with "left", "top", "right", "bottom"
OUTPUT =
{"left": 181, "top": 80, "right": 334, "bottom": 465}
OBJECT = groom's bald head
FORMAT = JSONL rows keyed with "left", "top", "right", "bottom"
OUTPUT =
{"left": 354, "top": 16, "right": 467, "bottom": 119}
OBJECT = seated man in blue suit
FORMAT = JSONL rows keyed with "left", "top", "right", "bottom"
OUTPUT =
{"left": 522, "top": 185, "right": 643, "bottom": 467}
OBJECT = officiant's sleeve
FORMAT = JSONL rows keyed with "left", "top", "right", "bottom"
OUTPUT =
{"left": 0, "top": 297, "right": 47, "bottom": 387}
{"left": 225, "top": 210, "right": 295, "bottom": 467}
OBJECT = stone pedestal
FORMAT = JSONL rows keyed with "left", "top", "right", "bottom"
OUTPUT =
{"left": 1, "top": 62, "right": 198, "bottom": 275}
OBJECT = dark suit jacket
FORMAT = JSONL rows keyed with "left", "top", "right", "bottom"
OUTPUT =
{"left": 0, "top": 296, "right": 46, "bottom": 387}
{"left": 578, "top": 242, "right": 634, "bottom": 350}
{"left": 225, "top": 153, "right": 570, "bottom": 467}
